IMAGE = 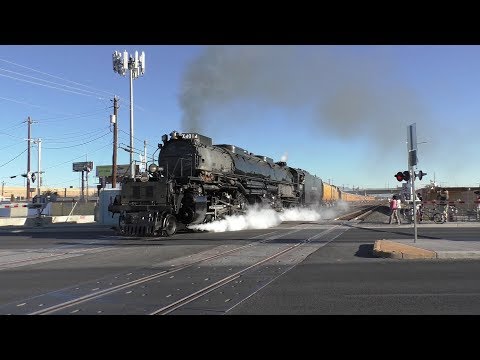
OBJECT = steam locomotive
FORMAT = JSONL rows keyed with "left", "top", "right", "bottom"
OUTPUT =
{"left": 108, "top": 130, "right": 370, "bottom": 236}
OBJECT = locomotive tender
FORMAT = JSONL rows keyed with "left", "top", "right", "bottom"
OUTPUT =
{"left": 108, "top": 130, "right": 365, "bottom": 236}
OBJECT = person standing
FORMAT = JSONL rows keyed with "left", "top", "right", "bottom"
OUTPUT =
{"left": 437, "top": 188, "right": 449, "bottom": 222}
{"left": 476, "top": 194, "right": 480, "bottom": 221}
{"left": 416, "top": 192, "right": 423, "bottom": 222}
{"left": 389, "top": 195, "right": 401, "bottom": 225}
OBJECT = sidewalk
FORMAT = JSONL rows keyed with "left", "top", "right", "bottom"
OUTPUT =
{"left": 373, "top": 236, "right": 480, "bottom": 260}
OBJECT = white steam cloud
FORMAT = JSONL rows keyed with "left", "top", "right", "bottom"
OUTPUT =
{"left": 188, "top": 203, "right": 349, "bottom": 233}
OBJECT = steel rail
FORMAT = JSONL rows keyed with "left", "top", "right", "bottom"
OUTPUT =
{"left": 28, "top": 226, "right": 308, "bottom": 314}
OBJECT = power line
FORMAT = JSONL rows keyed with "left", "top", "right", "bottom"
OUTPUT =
{"left": 32, "top": 141, "right": 114, "bottom": 171}
{"left": 4, "top": 141, "right": 113, "bottom": 181}
{"left": 0, "top": 95, "right": 54, "bottom": 110}
{"left": 0, "top": 66, "right": 147, "bottom": 115}
{"left": 34, "top": 108, "right": 111, "bottom": 122}
{"left": 0, "top": 58, "right": 115, "bottom": 98}
{"left": 41, "top": 127, "right": 110, "bottom": 142}
{"left": 43, "top": 132, "right": 111, "bottom": 150}
{"left": 0, "top": 66, "right": 109, "bottom": 99}
{"left": 0, "top": 142, "right": 19, "bottom": 151}
{"left": 0, "top": 148, "right": 27, "bottom": 168}
{"left": 43, "top": 178, "right": 81, "bottom": 187}
{"left": 2, "top": 140, "right": 113, "bottom": 181}
{"left": 0, "top": 120, "right": 24, "bottom": 132}
{"left": 0, "top": 129, "right": 25, "bottom": 140}
{"left": 0, "top": 95, "right": 106, "bottom": 117}
{"left": 0, "top": 72, "right": 104, "bottom": 98}
{"left": 118, "top": 129, "right": 157, "bottom": 151}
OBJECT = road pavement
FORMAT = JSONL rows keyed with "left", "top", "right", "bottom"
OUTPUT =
{"left": 2, "top": 215, "right": 480, "bottom": 260}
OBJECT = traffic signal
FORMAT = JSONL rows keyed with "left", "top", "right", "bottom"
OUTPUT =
{"left": 395, "top": 171, "right": 404, "bottom": 182}
{"left": 403, "top": 170, "right": 411, "bottom": 182}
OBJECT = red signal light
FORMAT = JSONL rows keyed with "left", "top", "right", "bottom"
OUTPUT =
{"left": 395, "top": 171, "right": 404, "bottom": 182}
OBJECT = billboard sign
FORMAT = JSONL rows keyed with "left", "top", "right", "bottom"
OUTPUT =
{"left": 73, "top": 161, "right": 94, "bottom": 172}
{"left": 96, "top": 164, "right": 133, "bottom": 177}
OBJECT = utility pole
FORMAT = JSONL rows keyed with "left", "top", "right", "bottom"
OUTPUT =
{"left": 112, "top": 96, "right": 118, "bottom": 189}
{"left": 81, "top": 170, "right": 85, "bottom": 202}
{"left": 26, "top": 117, "right": 33, "bottom": 200}
{"left": 1, "top": 181, "right": 4, "bottom": 196}
{"left": 143, "top": 139, "right": 147, "bottom": 172}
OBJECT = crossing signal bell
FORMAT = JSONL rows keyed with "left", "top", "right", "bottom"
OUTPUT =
{"left": 416, "top": 170, "right": 427, "bottom": 181}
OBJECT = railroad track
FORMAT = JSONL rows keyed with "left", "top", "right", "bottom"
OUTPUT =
{"left": 334, "top": 204, "right": 382, "bottom": 221}
{"left": 1, "top": 223, "right": 353, "bottom": 315}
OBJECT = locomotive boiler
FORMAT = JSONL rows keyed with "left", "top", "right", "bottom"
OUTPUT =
{"left": 108, "top": 130, "right": 368, "bottom": 237}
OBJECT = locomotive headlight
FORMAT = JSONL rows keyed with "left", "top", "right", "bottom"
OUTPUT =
{"left": 148, "top": 164, "right": 158, "bottom": 173}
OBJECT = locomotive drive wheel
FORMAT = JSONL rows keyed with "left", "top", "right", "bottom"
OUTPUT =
{"left": 163, "top": 214, "right": 177, "bottom": 236}
{"left": 234, "top": 193, "right": 249, "bottom": 214}
{"left": 118, "top": 214, "right": 126, "bottom": 234}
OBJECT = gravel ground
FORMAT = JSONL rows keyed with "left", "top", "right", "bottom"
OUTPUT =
{"left": 362, "top": 205, "right": 392, "bottom": 224}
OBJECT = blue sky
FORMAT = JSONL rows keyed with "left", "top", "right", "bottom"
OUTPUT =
{"left": 1, "top": 45, "right": 480, "bottom": 191}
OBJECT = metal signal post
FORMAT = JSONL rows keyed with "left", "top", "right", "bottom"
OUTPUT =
{"left": 407, "top": 124, "right": 418, "bottom": 243}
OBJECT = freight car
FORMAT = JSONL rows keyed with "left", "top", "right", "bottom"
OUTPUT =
{"left": 108, "top": 130, "right": 369, "bottom": 236}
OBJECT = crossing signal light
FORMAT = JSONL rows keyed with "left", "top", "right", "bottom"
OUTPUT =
{"left": 395, "top": 171, "right": 404, "bottom": 182}
{"left": 31, "top": 173, "right": 36, "bottom": 183}
{"left": 403, "top": 170, "right": 411, "bottom": 182}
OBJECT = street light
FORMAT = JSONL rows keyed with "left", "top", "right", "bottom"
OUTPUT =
{"left": 112, "top": 50, "right": 146, "bottom": 178}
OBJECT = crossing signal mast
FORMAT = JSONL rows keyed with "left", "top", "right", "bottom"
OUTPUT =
{"left": 406, "top": 123, "right": 428, "bottom": 243}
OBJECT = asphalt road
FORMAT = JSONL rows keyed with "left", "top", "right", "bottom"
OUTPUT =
{"left": 1, "top": 221, "right": 480, "bottom": 314}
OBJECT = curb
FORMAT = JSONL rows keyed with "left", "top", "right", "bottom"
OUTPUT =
{"left": 373, "top": 239, "right": 437, "bottom": 259}
{"left": 0, "top": 215, "right": 95, "bottom": 227}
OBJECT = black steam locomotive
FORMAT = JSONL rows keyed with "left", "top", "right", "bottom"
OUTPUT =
{"left": 108, "top": 130, "right": 323, "bottom": 236}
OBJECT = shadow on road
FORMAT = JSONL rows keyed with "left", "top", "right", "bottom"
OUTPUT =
{"left": 354, "top": 244, "right": 376, "bottom": 258}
